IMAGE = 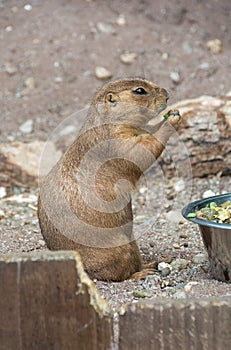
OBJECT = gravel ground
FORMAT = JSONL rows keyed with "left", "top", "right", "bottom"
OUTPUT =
{"left": 1, "top": 174, "right": 231, "bottom": 311}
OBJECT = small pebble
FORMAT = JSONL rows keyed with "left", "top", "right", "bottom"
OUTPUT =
{"left": 38, "top": 239, "right": 46, "bottom": 247}
{"left": 133, "top": 290, "right": 152, "bottom": 298}
{"left": 0, "top": 187, "right": 7, "bottom": 199}
{"left": 170, "top": 71, "right": 181, "bottom": 84}
{"left": 0, "top": 209, "right": 4, "bottom": 219}
{"left": 133, "top": 215, "right": 150, "bottom": 224}
{"left": 5, "top": 26, "right": 13, "bottom": 32}
{"left": 11, "top": 6, "right": 19, "bottom": 13}
{"left": 162, "top": 53, "right": 169, "bottom": 60}
{"left": 184, "top": 281, "right": 199, "bottom": 292}
{"left": 96, "top": 22, "right": 115, "bottom": 34}
{"left": 161, "top": 267, "right": 171, "bottom": 277}
{"left": 158, "top": 262, "right": 168, "bottom": 271}
{"left": 117, "top": 14, "right": 127, "bottom": 26}
{"left": 206, "top": 39, "right": 222, "bottom": 54}
{"left": 172, "top": 243, "right": 180, "bottom": 249}
{"left": 149, "top": 240, "right": 155, "bottom": 248}
{"left": 174, "top": 179, "right": 185, "bottom": 192}
{"left": 54, "top": 76, "right": 63, "bottom": 83}
{"left": 139, "top": 186, "right": 147, "bottom": 194}
{"left": 171, "top": 258, "right": 189, "bottom": 270}
{"left": 4, "top": 63, "right": 17, "bottom": 75}
{"left": 193, "top": 253, "right": 208, "bottom": 264}
{"left": 120, "top": 52, "right": 137, "bottom": 64}
{"left": 24, "top": 4, "right": 32, "bottom": 11}
{"left": 95, "top": 66, "right": 112, "bottom": 80}
{"left": 166, "top": 211, "right": 182, "bottom": 224}
{"left": 199, "top": 62, "right": 209, "bottom": 70}
{"left": 24, "top": 77, "right": 35, "bottom": 89}
{"left": 19, "top": 119, "right": 33, "bottom": 134}
{"left": 203, "top": 190, "right": 216, "bottom": 198}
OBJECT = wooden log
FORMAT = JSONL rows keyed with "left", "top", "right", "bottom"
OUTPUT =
{"left": 0, "top": 141, "right": 62, "bottom": 191}
{"left": 0, "top": 251, "right": 112, "bottom": 350}
{"left": 119, "top": 297, "right": 231, "bottom": 350}
{"left": 159, "top": 95, "right": 231, "bottom": 178}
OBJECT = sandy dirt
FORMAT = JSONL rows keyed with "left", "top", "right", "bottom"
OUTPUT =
{"left": 0, "top": 0, "right": 231, "bottom": 309}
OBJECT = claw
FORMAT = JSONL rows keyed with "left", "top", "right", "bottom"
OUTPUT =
{"left": 168, "top": 109, "right": 180, "bottom": 116}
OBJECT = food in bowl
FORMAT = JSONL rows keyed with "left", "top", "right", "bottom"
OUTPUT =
{"left": 187, "top": 200, "right": 231, "bottom": 224}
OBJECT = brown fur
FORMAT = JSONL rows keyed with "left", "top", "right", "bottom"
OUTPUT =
{"left": 38, "top": 78, "right": 181, "bottom": 281}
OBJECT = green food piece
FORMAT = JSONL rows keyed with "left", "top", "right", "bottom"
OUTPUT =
{"left": 209, "top": 202, "right": 217, "bottom": 208}
{"left": 163, "top": 114, "right": 169, "bottom": 120}
{"left": 187, "top": 212, "right": 197, "bottom": 218}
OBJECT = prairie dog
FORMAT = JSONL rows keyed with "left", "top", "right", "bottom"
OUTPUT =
{"left": 38, "top": 78, "right": 181, "bottom": 281}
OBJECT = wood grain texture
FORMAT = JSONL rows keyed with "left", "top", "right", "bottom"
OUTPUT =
{"left": 0, "top": 251, "right": 112, "bottom": 350}
{"left": 119, "top": 298, "right": 231, "bottom": 350}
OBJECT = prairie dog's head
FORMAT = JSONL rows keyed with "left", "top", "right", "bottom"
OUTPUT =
{"left": 93, "top": 78, "right": 169, "bottom": 126}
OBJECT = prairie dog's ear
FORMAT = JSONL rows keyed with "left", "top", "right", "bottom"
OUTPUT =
{"left": 105, "top": 92, "right": 119, "bottom": 106}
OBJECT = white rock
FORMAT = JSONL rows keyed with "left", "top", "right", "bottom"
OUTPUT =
{"left": 38, "top": 239, "right": 46, "bottom": 246}
{"left": 3, "top": 194, "right": 38, "bottom": 203}
{"left": 4, "top": 63, "right": 17, "bottom": 75}
{"left": 170, "top": 71, "right": 180, "bottom": 83}
{"left": 5, "top": 26, "right": 13, "bottom": 32}
{"left": 174, "top": 179, "right": 185, "bottom": 192}
{"left": 24, "top": 77, "right": 35, "bottom": 89}
{"left": 193, "top": 253, "right": 208, "bottom": 264}
{"left": 158, "top": 262, "right": 172, "bottom": 271}
{"left": 165, "top": 210, "right": 183, "bottom": 224}
{"left": 95, "top": 66, "right": 112, "bottom": 80}
{"left": 117, "top": 14, "right": 127, "bottom": 26}
{"left": 24, "top": 4, "right": 32, "bottom": 11}
{"left": 97, "top": 22, "right": 115, "bottom": 34}
{"left": 199, "top": 62, "right": 209, "bottom": 70}
{"left": 133, "top": 215, "right": 150, "bottom": 224}
{"left": 184, "top": 281, "right": 199, "bottom": 292}
{"left": 19, "top": 119, "right": 33, "bottom": 134}
{"left": 162, "top": 53, "right": 169, "bottom": 60}
{"left": 139, "top": 186, "right": 148, "bottom": 194}
{"left": 171, "top": 258, "right": 189, "bottom": 270}
{"left": 54, "top": 76, "right": 63, "bottom": 83}
{"left": 202, "top": 190, "right": 216, "bottom": 198}
{"left": 0, "top": 187, "right": 7, "bottom": 199}
{"left": 120, "top": 52, "right": 137, "bottom": 64}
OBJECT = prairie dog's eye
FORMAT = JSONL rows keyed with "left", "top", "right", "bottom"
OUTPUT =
{"left": 132, "top": 87, "right": 148, "bottom": 95}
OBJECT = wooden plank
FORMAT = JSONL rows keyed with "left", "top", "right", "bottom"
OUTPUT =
{"left": 0, "top": 251, "right": 112, "bottom": 350}
{"left": 119, "top": 298, "right": 231, "bottom": 350}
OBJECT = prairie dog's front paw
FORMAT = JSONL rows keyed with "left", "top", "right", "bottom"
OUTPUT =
{"left": 164, "top": 109, "right": 181, "bottom": 129}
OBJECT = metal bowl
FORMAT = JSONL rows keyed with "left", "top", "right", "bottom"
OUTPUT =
{"left": 182, "top": 193, "right": 231, "bottom": 282}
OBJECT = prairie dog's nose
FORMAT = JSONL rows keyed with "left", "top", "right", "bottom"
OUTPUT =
{"left": 156, "top": 87, "right": 169, "bottom": 101}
